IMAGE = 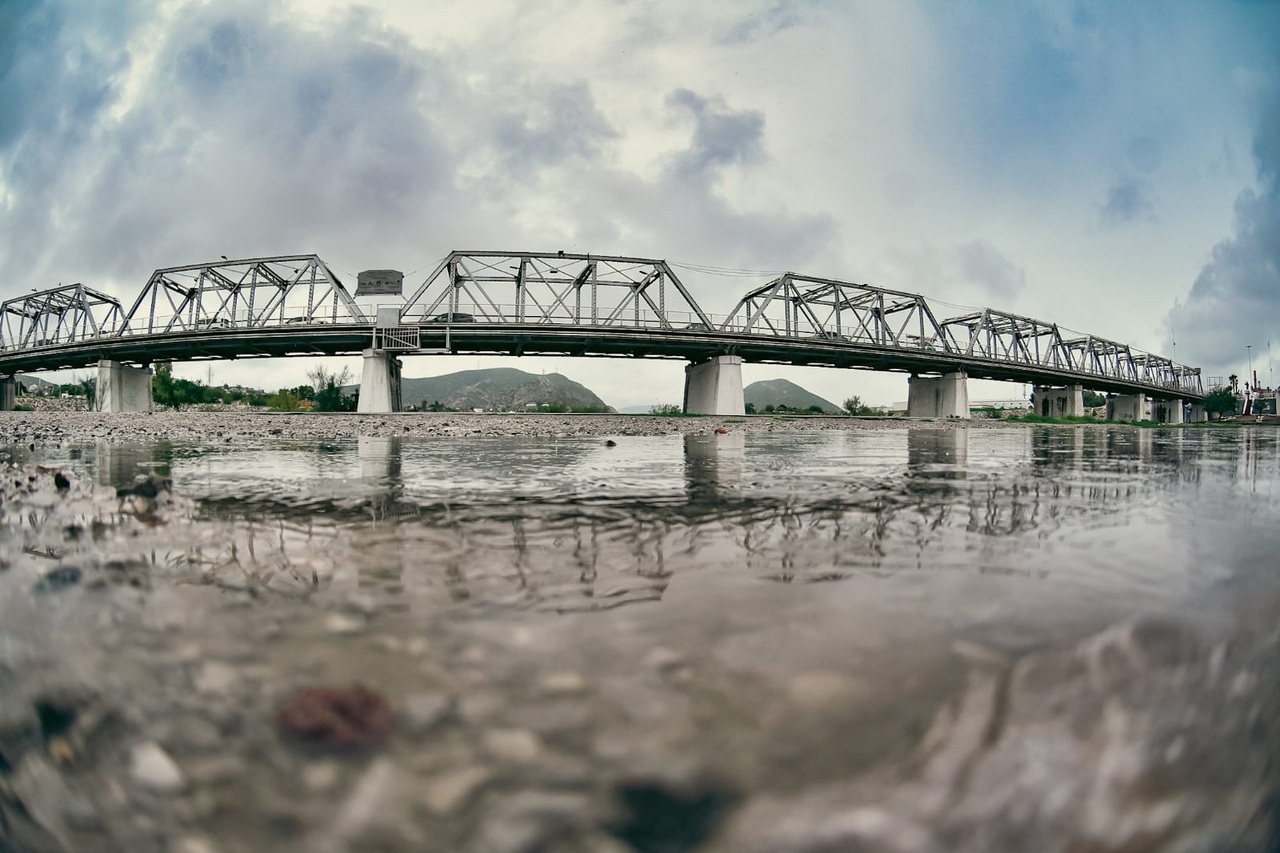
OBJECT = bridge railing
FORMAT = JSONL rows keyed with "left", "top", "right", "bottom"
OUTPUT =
{"left": 2, "top": 250, "right": 1206, "bottom": 399}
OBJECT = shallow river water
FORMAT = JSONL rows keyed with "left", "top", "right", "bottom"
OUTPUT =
{"left": 1, "top": 423, "right": 1278, "bottom": 852}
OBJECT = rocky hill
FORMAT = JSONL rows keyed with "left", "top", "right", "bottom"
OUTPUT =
{"left": 396, "top": 368, "right": 610, "bottom": 412}
{"left": 744, "top": 378, "right": 841, "bottom": 413}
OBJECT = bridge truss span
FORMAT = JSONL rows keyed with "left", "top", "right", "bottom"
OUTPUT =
{"left": 1, "top": 283, "right": 125, "bottom": 350}
{"left": 401, "top": 251, "right": 714, "bottom": 330}
{"left": 0, "top": 248, "right": 1203, "bottom": 403}
{"left": 120, "top": 254, "right": 365, "bottom": 336}
{"left": 720, "top": 273, "right": 1202, "bottom": 398}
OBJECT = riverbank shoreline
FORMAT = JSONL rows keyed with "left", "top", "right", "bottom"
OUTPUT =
{"left": 0, "top": 410, "right": 1080, "bottom": 445}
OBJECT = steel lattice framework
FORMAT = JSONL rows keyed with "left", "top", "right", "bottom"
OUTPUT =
{"left": 402, "top": 251, "right": 712, "bottom": 329}
{"left": 722, "top": 272, "right": 1201, "bottom": 396}
{"left": 723, "top": 273, "right": 951, "bottom": 347}
{"left": 1, "top": 284, "right": 124, "bottom": 350}
{"left": 120, "top": 255, "right": 364, "bottom": 334}
{"left": 0, "top": 250, "right": 1203, "bottom": 399}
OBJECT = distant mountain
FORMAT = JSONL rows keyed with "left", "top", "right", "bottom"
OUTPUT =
{"left": 391, "top": 368, "right": 610, "bottom": 412}
{"left": 745, "top": 378, "right": 841, "bottom": 413}
{"left": 15, "top": 375, "right": 59, "bottom": 393}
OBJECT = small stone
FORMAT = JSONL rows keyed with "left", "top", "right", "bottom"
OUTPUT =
{"left": 32, "top": 566, "right": 83, "bottom": 594}
{"left": 540, "top": 672, "right": 587, "bottom": 694}
{"left": 786, "top": 672, "right": 864, "bottom": 711}
{"left": 302, "top": 761, "right": 341, "bottom": 791}
{"left": 643, "top": 647, "right": 686, "bottom": 671}
{"left": 174, "top": 836, "right": 220, "bottom": 853}
{"left": 401, "top": 693, "right": 453, "bottom": 734}
{"left": 324, "top": 613, "right": 365, "bottom": 634}
{"left": 422, "top": 766, "right": 491, "bottom": 815}
{"left": 48, "top": 736, "right": 74, "bottom": 766}
{"left": 183, "top": 755, "right": 245, "bottom": 787}
{"left": 194, "top": 662, "right": 239, "bottom": 694}
{"left": 130, "top": 741, "right": 185, "bottom": 792}
{"left": 483, "top": 728, "right": 542, "bottom": 763}
{"left": 276, "top": 684, "right": 394, "bottom": 750}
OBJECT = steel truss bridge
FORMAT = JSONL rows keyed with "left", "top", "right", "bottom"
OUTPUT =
{"left": 0, "top": 250, "right": 1203, "bottom": 400}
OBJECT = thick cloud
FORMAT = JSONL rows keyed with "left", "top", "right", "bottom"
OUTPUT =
{"left": 0, "top": 0, "right": 833, "bottom": 317}
{"left": 1100, "top": 173, "right": 1157, "bottom": 226}
{"left": 955, "top": 240, "right": 1026, "bottom": 302}
{"left": 1167, "top": 84, "right": 1280, "bottom": 376}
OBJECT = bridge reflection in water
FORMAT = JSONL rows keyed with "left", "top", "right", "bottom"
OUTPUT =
{"left": 61, "top": 425, "right": 1275, "bottom": 616}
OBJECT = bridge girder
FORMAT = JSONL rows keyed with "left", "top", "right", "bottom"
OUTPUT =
{"left": 401, "top": 251, "right": 714, "bottom": 330}
{"left": 0, "top": 250, "right": 1204, "bottom": 400}
{"left": 119, "top": 255, "right": 364, "bottom": 337}
{"left": 0, "top": 283, "right": 123, "bottom": 350}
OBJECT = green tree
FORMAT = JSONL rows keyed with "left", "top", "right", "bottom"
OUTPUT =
{"left": 843, "top": 395, "right": 863, "bottom": 415}
{"left": 744, "top": 401, "right": 756, "bottom": 414}
{"left": 1203, "top": 387, "right": 1238, "bottom": 420}
{"left": 1082, "top": 390, "right": 1106, "bottom": 408}
{"left": 152, "top": 363, "right": 217, "bottom": 409}
{"left": 649, "top": 403, "right": 682, "bottom": 415}
{"left": 307, "top": 366, "right": 356, "bottom": 412}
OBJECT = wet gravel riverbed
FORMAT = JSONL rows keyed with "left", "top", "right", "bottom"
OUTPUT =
{"left": 0, "top": 413, "right": 1277, "bottom": 852}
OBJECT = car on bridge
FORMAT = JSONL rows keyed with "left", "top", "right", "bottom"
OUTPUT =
{"left": 427, "top": 313, "right": 475, "bottom": 323}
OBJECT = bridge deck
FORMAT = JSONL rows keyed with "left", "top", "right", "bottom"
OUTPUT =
{"left": 0, "top": 251, "right": 1204, "bottom": 401}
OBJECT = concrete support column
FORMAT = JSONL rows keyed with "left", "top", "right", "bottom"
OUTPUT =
{"left": 0, "top": 377, "right": 14, "bottom": 411}
{"left": 96, "top": 360, "right": 152, "bottom": 412}
{"left": 683, "top": 355, "right": 744, "bottom": 415}
{"left": 907, "top": 372, "right": 970, "bottom": 419}
{"left": 1106, "top": 394, "right": 1148, "bottom": 422}
{"left": 357, "top": 349, "right": 402, "bottom": 413}
{"left": 1188, "top": 403, "right": 1208, "bottom": 423}
{"left": 1031, "top": 384, "right": 1084, "bottom": 418}
{"left": 1152, "top": 398, "right": 1185, "bottom": 424}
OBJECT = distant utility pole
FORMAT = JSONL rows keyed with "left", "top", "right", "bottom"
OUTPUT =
{"left": 1247, "top": 344, "right": 1254, "bottom": 386}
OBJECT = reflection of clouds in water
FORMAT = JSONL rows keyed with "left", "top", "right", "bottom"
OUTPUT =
{"left": 47, "top": 427, "right": 1277, "bottom": 612}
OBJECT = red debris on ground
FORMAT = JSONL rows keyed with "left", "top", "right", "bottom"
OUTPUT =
{"left": 276, "top": 684, "right": 395, "bottom": 749}
{"left": 714, "top": 427, "right": 729, "bottom": 435}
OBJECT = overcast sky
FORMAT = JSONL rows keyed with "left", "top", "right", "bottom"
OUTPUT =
{"left": 2, "top": 0, "right": 1278, "bottom": 407}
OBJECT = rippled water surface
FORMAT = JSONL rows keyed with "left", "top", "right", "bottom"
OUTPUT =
{"left": 2, "top": 424, "right": 1278, "bottom": 852}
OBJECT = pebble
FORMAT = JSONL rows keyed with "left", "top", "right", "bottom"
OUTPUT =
{"left": 786, "top": 671, "right": 864, "bottom": 711}
{"left": 401, "top": 692, "right": 454, "bottom": 734}
{"left": 643, "top": 647, "right": 687, "bottom": 671}
{"left": 174, "top": 836, "right": 220, "bottom": 853}
{"left": 422, "top": 766, "right": 491, "bottom": 814}
{"left": 540, "top": 671, "right": 588, "bottom": 694}
{"left": 323, "top": 613, "right": 365, "bottom": 634}
{"left": 302, "top": 761, "right": 341, "bottom": 791}
{"left": 483, "top": 728, "right": 543, "bottom": 763}
{"left": 193, "top": 661, "right": 239, "bottom": 694}
{"left": 130, "top": 741, "right": 185, "bottom": 792}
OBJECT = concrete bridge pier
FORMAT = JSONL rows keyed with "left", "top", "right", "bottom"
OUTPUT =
{"left": 683, "top": 355, "right": 744, "bottom": 415}
{"left": 1152, "top": 398, "right": 1184, "bottom": 424}
{"left": 0, "top": 376, "right": 14, "bottom": 411}
{"left": 907, "top": 372, "right": 970, "bottom": 419}
{"left": 1188, "top": 403, "right": 1208, "bottom": 423}
{"left": 1031, "top": 384, "right": 1084, "bottom": 417}
{"left": 358, "top": 349, "right": 403, "bottom": 413}
{"left": 96, "top": 360, "right": 152, "bottom": 412}
{"left": 1106, "top": 394, "right": 1148, "bottom": 422}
